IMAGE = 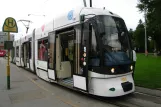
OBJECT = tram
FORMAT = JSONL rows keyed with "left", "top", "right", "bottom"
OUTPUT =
{"left": 14, "top": 7, "right": 135, "bottom": 97}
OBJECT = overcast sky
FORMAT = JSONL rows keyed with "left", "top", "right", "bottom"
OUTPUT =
{"left": 0, "top": 0, "right": 144, "bottom": 39}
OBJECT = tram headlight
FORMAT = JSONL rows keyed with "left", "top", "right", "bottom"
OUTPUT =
{"left": 130, "top": 65, "right": 133, "bottom": 70}
{"left": 111, "top": 68, "right": 115, "bottom": 73}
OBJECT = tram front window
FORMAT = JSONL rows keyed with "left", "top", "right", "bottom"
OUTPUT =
{"left": 97, "top": 15, "right": 132, "bottom": 66}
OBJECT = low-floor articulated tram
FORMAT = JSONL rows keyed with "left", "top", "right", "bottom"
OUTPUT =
{"left": 14, "top": 7, "right": 135, "bottom": 97}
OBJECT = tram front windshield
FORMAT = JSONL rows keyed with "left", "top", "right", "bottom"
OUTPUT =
{"left": 97, "top": 16, "right": 132, "bottom": 66}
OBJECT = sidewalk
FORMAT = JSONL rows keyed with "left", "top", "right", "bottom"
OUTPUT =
{"left": 0, "top": 58, "right": 73, "bottom": 107}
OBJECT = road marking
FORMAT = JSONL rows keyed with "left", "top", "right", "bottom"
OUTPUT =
{"left": 14, "top": 66, "right": 51, "bottom": 92}
{"left": 14, "top": 65, "right": 79, "bottom": 107}
{"left": 26, "top": 76, "right": 51, "bottom": 93}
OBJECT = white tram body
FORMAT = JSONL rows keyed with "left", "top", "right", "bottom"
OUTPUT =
{"left": 28, "top": 31, "right": 35, "bottom": 73}
{"left": 34, "top": 21, "right": 53, "bottom": 81}
{"left": 14, "top": 7, "right": 135, "bottom": 97}
{"left": 12, "top": 41, "right": 16, "bottom": 63}
{"left": 20, "top": 36, "right": 25, "bottom": 67}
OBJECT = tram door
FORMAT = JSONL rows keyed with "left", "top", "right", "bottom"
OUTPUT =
{"left": 23, "top": 42, "right": 30, "bottom": 68}
{"left": 73, "top": 24, "right": 90, "bottom": 91}
{"left": 24, "top": 44, "right": 27, "bottom": 67}
{"left": 21, "top": 45, "right": 24, "bottom": 67}
{"left": 26, "top": 41, "right": 30, "bottom": 69}
{"left": 48, "top": 32, "right": 56, "bottom": 81}
{"left": 55, "top": 30, "right": 75, "bottom": 80}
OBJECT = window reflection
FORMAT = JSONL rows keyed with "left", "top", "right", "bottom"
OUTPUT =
{"left": 38, "top": 39, "right": 48, "bottom": 61}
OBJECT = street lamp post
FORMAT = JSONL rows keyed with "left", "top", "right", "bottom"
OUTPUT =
{"left": 144, "top": 6, "right": 148, "bottom": 56}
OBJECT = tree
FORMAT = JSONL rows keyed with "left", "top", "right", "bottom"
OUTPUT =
{"left": 137, "top": 0, "right": 161, "bottom": 52}
{"left": 128, "top": 28, "right": 135, "bottom": 49}
{"left": 133, "top": 19, "right": 145, "bottom": 52}
{"left": 129, "top": 28, "right": 134, "bottom": 39}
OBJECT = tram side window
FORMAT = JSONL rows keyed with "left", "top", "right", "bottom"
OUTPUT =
{"left": 26, "top": 43, "right": 29, "bottom": 59}
{"left": 38, "top": 39, "right": 48, "bottom": 61}
{"left": 91, "top": 27, "right": 98, "bottom": 55}
{"left": 89, "top": 27, "right": 100, "bottom": 67}
{"left": 48, "top": 32, "right": 55, "bottom": 69}
{"left": 16, "top": 47, "right": 19, "bottom": 57}
{"left": 21, "top": 46, "right": 24, "bottom": 58}
{"left": 29, "top": 41, "right": 32, "bottom": 59}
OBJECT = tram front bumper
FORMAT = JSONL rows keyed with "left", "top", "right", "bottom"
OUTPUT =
{"left": 89, "top": 74, "right": 135, "bottom": 97}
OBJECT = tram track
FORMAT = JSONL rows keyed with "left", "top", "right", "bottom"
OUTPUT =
{"left": 88, "top": 89, "right": 161, "bottom": 107}
{"left": 132, "top": 91, "right": 161, "bottom": 106}
{"left": 93, "top": 95, "right": 142, "bottom": 107}
{"left": 99, "top": 98, "right": 140, "bottom": 107}
{"left": 96, "top": 91, "right": 161, "bottom": 107}
{"left": 134, "top": 91, "right": 161, "bottom": 99}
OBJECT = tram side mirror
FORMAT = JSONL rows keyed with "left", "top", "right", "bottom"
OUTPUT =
{"left": 80, "top": 14, "right": 85, "bottom": 23}
{"left": 121, "top": 32, "right": 125, "bottom": 36}
{"left": 97, "top": 22, "right": 105, "bottom": 37}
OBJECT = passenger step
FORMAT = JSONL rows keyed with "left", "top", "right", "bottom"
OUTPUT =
{"left": 59, "top": 78, "right": 73, "bottom": 87}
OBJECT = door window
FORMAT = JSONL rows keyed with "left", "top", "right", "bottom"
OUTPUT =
{"left": 48, "top": 32, "right": 55, "bottom": 69}
{"left": 16, "top": 46, "right": 19, "bottom": 57}
{"left": 38, "top": 39, "right": 48, "bottom": 61}
{"left": 21, "top": 46, "right": 24, "bottom": 58}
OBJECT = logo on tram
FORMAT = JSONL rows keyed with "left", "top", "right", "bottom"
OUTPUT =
{"left": 41, "top": 24, "right": 45, "bottom": 32}
{"left": 67, "top": 10, "right": 74, "bottom": 20}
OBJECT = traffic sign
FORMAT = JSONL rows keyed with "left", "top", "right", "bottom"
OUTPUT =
{"left": 4, "top": 41, "right": 13, "bottom": 50}
{"left": 2, "top": 17, "right": 18, "bottom": 33}
{"left": 2, "top": 17, "right": 18, "bottom": 90}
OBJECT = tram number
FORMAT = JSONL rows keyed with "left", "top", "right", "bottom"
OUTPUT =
{"left": 121, "top": 77, "right": 127, "bottom": 82}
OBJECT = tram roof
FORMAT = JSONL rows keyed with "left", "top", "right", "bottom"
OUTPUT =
{"left": 54, "top": 7, "right": 121, "bottom": 30}
{"left": 17, "top": 7, "right": 122, "bottom": 41}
